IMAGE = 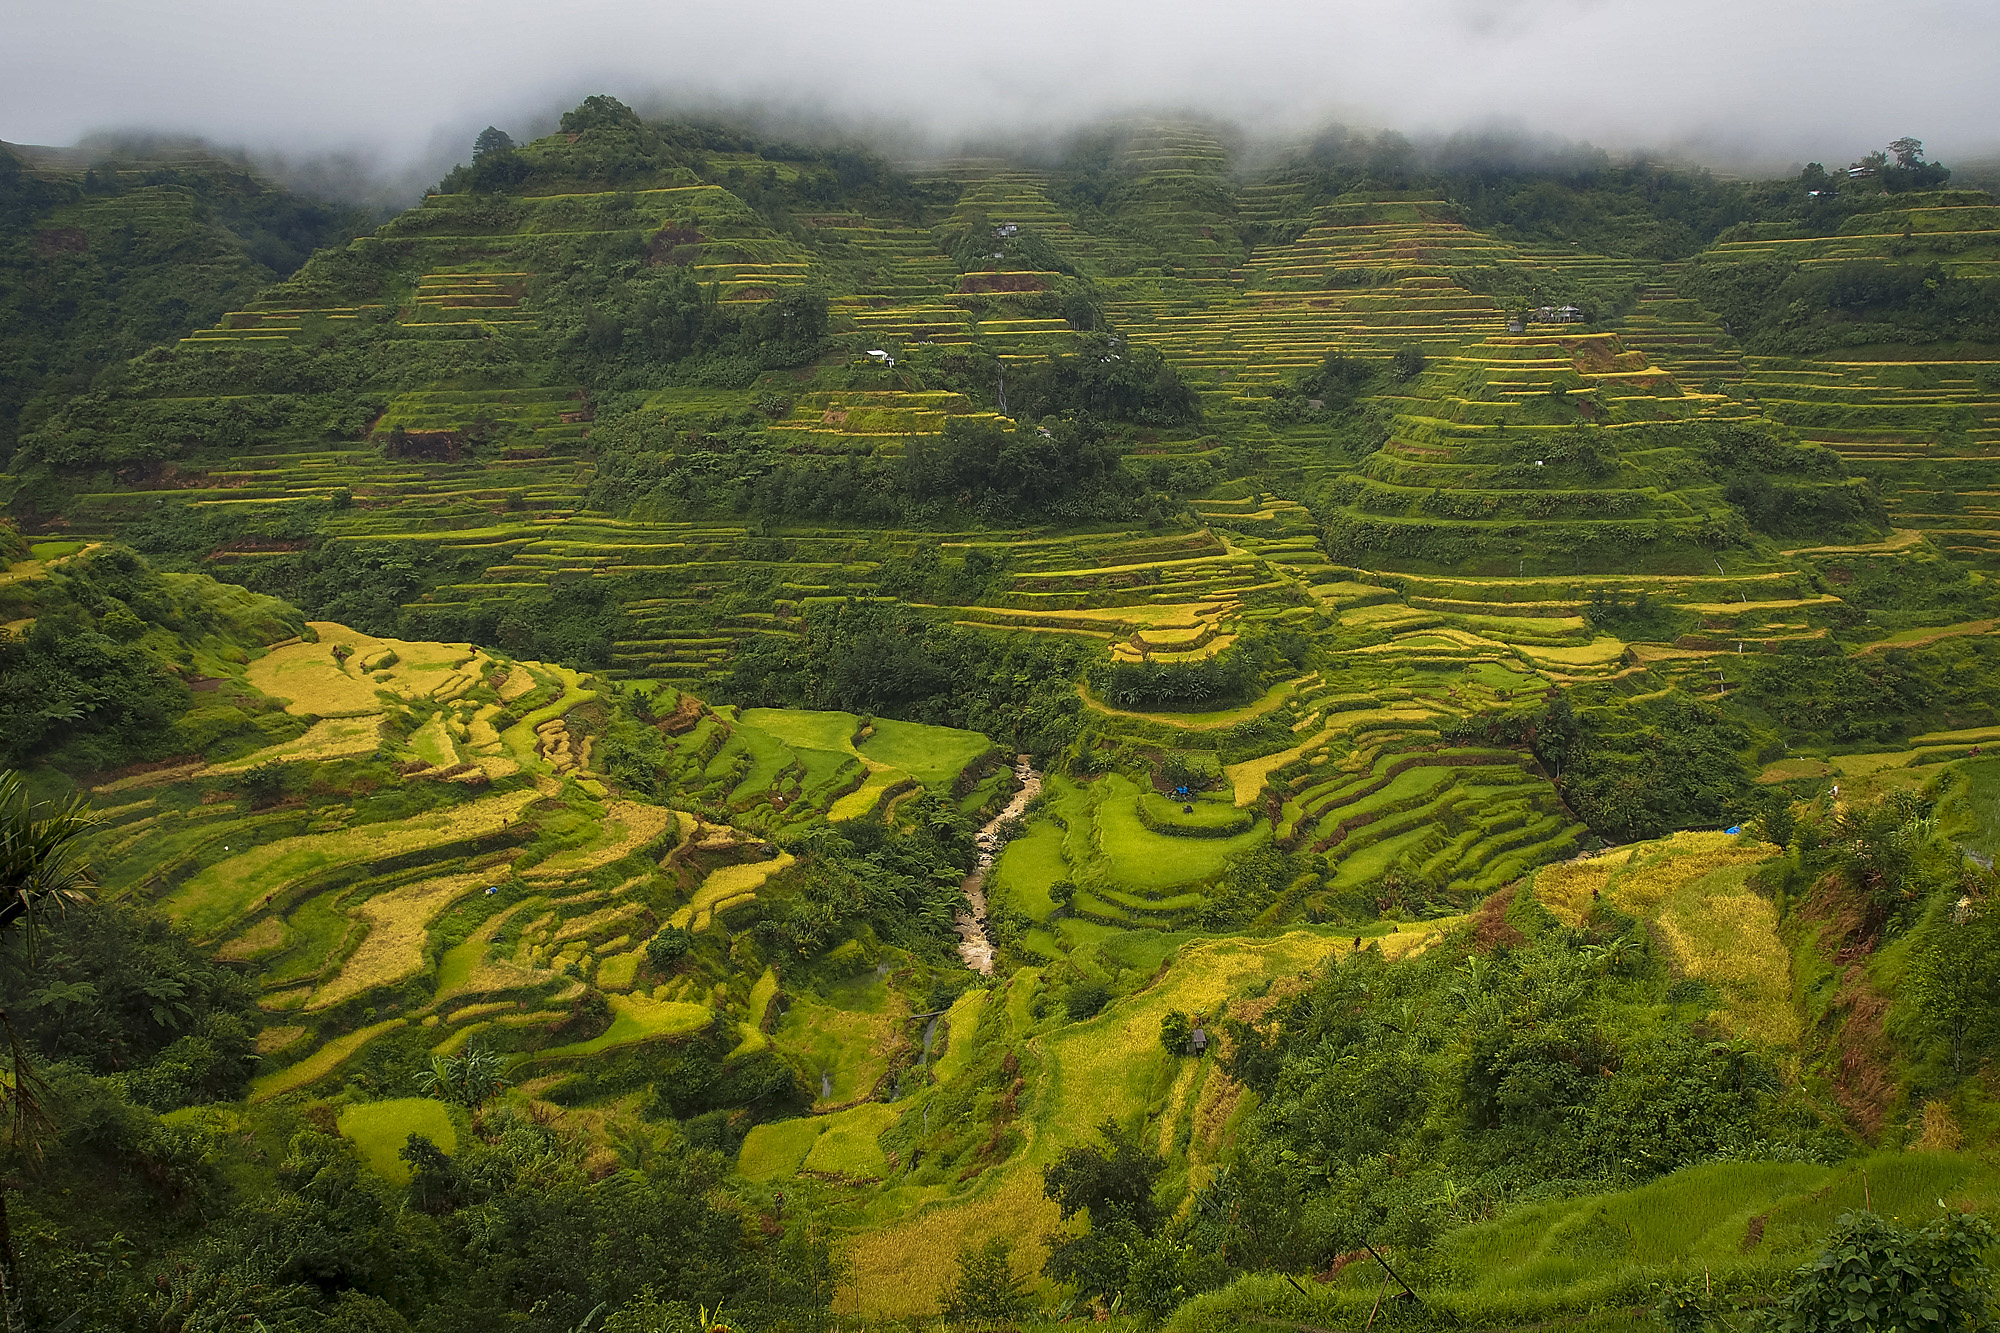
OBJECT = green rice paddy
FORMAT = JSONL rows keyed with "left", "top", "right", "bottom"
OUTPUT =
{"left": 338, "top": 1098, "right": 457, "bottom": 1185}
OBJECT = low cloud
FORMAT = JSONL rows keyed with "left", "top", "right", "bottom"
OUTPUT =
{"left": 7, "top": 1, "right": 1997, "bottom": 198}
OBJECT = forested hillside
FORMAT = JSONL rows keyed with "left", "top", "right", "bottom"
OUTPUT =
{"left": 5, "top": 101, "right": 2000, "bottom": 1332}
{"left": 0, "top": 138, "right": 367, "bottom": 462}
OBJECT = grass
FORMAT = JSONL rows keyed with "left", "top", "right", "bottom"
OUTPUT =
{"left": 775, "top": 984, "right": 904, "bottom": 1107}
{"left": 201, "top": 714, "right": 384, "bottom": 774}
{"left": 1532, "top": 852, "right": 1624, "bottom": 927}
{"left": 1420, "top": 1151, "right": 2000, "bottom": 1321}
{"left": 434, "top": 896, "right": 544, "bottom": 996}
{"left": 525, "top": 993, "right": 711, "bottom": 1062}
{"left": 1138, "top": 791, "right": 1255, "bottom": 835}
{"left": 990, "top": 821, "right": 1070, "bottom": 919}
{"left": 499, "top": 666, "right": 595, "bottom": 760}
{"left": 738, "top": 1117, "right": 825, "bottom": 1181}
{"left": 828, "top": 768, "right": 907, "bottom": 822}
{"left": 1533, "top": 831, "right": 1793, "bottom": 1043}
{"left": 248, "top": 634, "right": 390, "bottom": 716}
{"left": 728, "top": 709, "right": 991, "bottom": 821}
{"left": 1094, "top": 774, "right": 1269, "bottom": 892}
{"left": 1224, "top": 738, "right": 1326, "bottom": 807}
{"left": 525, "top": 801, "right": 676, "bottom": 879}
{"left": 930, "top": 990, "right": 990, "bottom": 1084}
{"left": 748, "top": 967, "right": 780, "bottom": 1026}
{"left": 1940, "top": 758, "right": 2000, "bottom": 860}
{"left": 597, "top": 944, "right": 646, "bottom": 990}
{"left": 408, "top": 714, "right": 458, "bottom": 767}
{"left": 741, "top": 707, "right": 860, "bottom": 753}
{"left": 1651, "top": 863, "right": 1798, "bottom": 1045}
{"left": 162, "top": 786, "right": 541, "bottom": 940}
{"left": 1163, "top": 1146, "right": 2000, "bottom": 1333}
{"left": 668, "top": 853, "right": 796, "bottom": 930}
{"left": 251, "top": 1018, "right": 407, "bottom": 1101}
{"left": 1759, "top": 757, "right": 1835, "bottom": 783}
{"left": 1607, "top": 832, "right": 1773, "bottom": 914}
{"left": 338, "top": 1097, "right": 456, "bottom": 1184}
{"left": 800, "top": 1102, "right": 900, "bottom": 1179}
{"left": 857, "top": 718, "right": 994, "bottom": 786}
{"left": 311, "top": 870, "right": 487, "bottom": 1009}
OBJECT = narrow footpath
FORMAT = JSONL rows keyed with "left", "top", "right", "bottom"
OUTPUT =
{"left": 955, "top": 755, "right": 1042, "bottom": 974}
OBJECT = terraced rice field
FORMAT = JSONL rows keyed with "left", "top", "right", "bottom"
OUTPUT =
{"left": 835, "top": 923, "right": 1451, "bottom": 1315}
{"left": 23, "top": 131, "right": 1992, "bottom": 1321}
{"left": 337, "top": 1098, "right": 458, "bottom": 1184}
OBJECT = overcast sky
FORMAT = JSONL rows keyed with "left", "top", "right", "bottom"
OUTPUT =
{"left": 6, "top": 0, "right": 1998, "bottom": 191}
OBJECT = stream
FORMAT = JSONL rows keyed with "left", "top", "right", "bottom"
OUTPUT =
{"left": 955, "top": 754, "right": 1042, "bottom": 974}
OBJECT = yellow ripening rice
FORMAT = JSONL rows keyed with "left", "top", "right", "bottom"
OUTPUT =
{"left": 310, "top": 871, "right": 490, "bottom": 1010}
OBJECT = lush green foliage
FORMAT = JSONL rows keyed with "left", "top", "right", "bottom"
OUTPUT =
{"left": 940, "top": 1236, "right": 1034, "bottom": 1322}
{"left": 3, "top": 895, "right": 260, "bottom": 1108}
{"left": 1767, "top": 1209, "right": 1995, "bottom": 1333}
{"left": 0, "top": 545, "right": 303, "bottom": 768}
{"left": 724, "top": 600, "right": 1086, "bottom": 754}
{"left": 1685, "top": 258, "right": 2000, "bottom": 354}
{"left": 1202, "top": 913, "right": 1832, "bottom": 1279}
{"left": 0, "top": 146, "right": 363, "bottom": 457}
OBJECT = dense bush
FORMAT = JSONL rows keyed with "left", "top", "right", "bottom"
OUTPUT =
{"left": 723, "top": 600, "right": 1087, "bottom": 755}
{"left": 0, "top": 545, "right": 301, "bottom": 769}
{"left": 1683, "top": 257, "right": 2000, "bottom": 353}
{"left": 0, "top": 146, "right": 364, "bottom": 458}
{"left": 4, "top": 897, "right": 261, "bottom": 1108}
{"left": 1767, "top": 1210, "right": 1996, "bottom": 1333}
{"left": 1007, "top": 335, "right": 1201, "bottom": 426}
{"left": 1541, "top": 695, "right": 1758, "bottom": 842}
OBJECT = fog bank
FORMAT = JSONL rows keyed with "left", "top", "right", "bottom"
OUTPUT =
{"left": 8, "top": 1, "right": 1997, "bottom": 198}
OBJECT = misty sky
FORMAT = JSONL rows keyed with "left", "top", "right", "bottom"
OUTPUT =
{"left": 6, "top": 0, "right": 1998, "bottom": 183}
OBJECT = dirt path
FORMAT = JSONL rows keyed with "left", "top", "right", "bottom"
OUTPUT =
{"left": 956, "top": 755, "right": 1041, "bottom": 974}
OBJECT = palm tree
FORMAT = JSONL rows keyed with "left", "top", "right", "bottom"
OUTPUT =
{"left": 0, "top": 769, "right": 95, "bottom": 1330}
{"left": 415, "top": 1044, "right": 509, "bottom": 1108}
{"left": 0, "top": 771, "right": 93, "bottom": 947}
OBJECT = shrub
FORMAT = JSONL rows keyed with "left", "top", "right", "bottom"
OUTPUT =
{"left": 239, "top": 761, "right": 290, "bottom": 809}
{"left": 1767, "top": 1209, "right": 1996, "bottom": 1333}
{"left": 1065, "top": 981, "right": 1111, "bottom": 1021}
{"left": 938, "top": 1236, "right": 1033, "bottom": 1324}
{"left": 1160, "top": 1010, "right": 1192, "bottom": 1055}
{"left": 647, "top": 925, "right": 694, "bottom": 970}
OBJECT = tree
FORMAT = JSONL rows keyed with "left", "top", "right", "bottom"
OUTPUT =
{"left": 474, "top": 127, "right": 517, "bottom": 160}
{"left": 416, "top": 1044, "right": 509, "bottom": 1108}
{"left": 1064, "top": 980, "right": 1110, "bottom": 1021}
{"left": 0, "top": 770, "right": 96, "bottom": 1321}
{"left": 1042, "top": 1119, "right": 1163, "bottom": 1235}
{"left": 1882, "top": 138, "right": 1952, "bottom": 191}
{"left": 938, "top": 1236, "right": 1032, "bottom": 1324}
{"left": 470, "top": 128, "right": 530, "bottom": 192}
{"left": 1910, "top": 878, "right": 2000, "bottom": 1075}
{"left": 0, "top": 772, "right": 94, "bottom": 944}
{"left": 1826, "top": 790, "right": 1943, "bottom": 921}
{"left": 1768, "top": 1210, "right": 1995, "bottom": 1333}
{"left": 1391, "top": 344, "right": 1428, "bottom": 380}
{"left": 1302, "top": 349, "right": 1373, "bottom": 408}
{"left": 647, "top": 925, "right": 694, "bottom": 969}
{"left": 239, "top": 760, "right": 290, "bottom": 809}
{"left": 1160, "top": 1010, "right": 1192, "bottom": 1056}
{"left": 1041, "top": 1121, "right": 1167, "bottom": 1307}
